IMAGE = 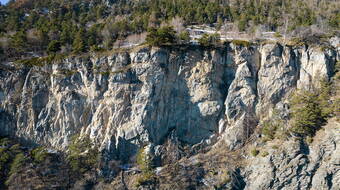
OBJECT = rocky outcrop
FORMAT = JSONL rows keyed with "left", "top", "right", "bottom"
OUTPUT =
{"left": 220, "top": 46, "right": 259, "bottom": 149}
{"left": 1, "top": 47, "right": 231, "bottom": 160}
{"left": 243, "top": 119, "right": 340, "bottom": 190}
{"left": 256, "top": 44, "right": 298, "bottom": 116}
{"left": 298, "top": 47, "right": 336, "bottom": 89}
{"left": 0, "top": 42, "right": 338, "bottom": 161}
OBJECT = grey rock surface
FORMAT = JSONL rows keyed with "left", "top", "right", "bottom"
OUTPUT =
{"left": 243, "top": 119, "right": 340, "bottom": 190}
{"left": 0, "top": 43, "right": 337, "bottom": 160}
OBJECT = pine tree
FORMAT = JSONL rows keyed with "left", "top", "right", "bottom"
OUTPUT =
{"left": 47, "top": 40, "right": 61, "bottom": 54}
{"left": 318, "top": 79, "right": 333, "bottom": 118}
{"left": 72, "top": 28, "right": 86, "bottom": 53}
{"left": 290, "top": 90, "right": 325, "bottom": 136}
{"left": 11, "top": 31, "right": 27, "bottom": 52}
{"left": 238, "top": 14, "right": 247, "bottom": 31}
{"left": 179, "top": 30, "right": 190, "bottom": 44}
{"left": 145, "top": 26, "right": 176, "bottom": 46}
{"left": 198, "top": 33, "right": 220, "bottom": 47}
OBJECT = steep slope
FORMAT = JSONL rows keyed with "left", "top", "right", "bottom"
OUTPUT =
{"left": 0, "top": 40, "right": 339, "bottom": 189}
{"left": 0, "top": 42, "right": 338, "bottom": 159}
{"left": 243, "top": 118, "right": 339, "bottom": 190}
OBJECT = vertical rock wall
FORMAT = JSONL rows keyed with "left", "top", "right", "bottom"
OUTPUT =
{"left": 0, "top": 43, "right": 337, "bottom": 160}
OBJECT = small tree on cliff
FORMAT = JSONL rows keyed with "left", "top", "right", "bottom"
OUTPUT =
{"left": 136, "top": 146, "right": 155, "bottom": 186}
{"left": 67, "top": 135, "right": 99, "bottom": 175}
{"left": 198, "top": 33, "right": 220, "bottom": 47}
{"left": 289, "top": 80, "right": 333, "bottom": 137}
{"left": 145, "top": 26, "right": 176, "bottom": 46}
{"left": 178, "top": 30, "right": 190, "bottom": 44}
{"left": 290, "top": 90, "right": 323, "bottom": 136}
{"left": 47, "top": 40, "right": 61, "bottom": 54}
{"left": 72, "top": 28, "right": 87, "bottom": 53}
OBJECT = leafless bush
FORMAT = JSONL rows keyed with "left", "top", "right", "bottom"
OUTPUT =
{"left": 26, "top": 29, "right": 45, "bottom": 51}
{"left": 125, "top": 32, "right": 147, "bottom": 45}
{"left": 0, "top": 37, "right": 10, "bottom": 50}
{"left": 26, "top": 29, "right": 41, "bottom": 43}
{"left": 291, "top": 26, "right": 312, "bottom": 38}
{"left": 148, "top": 11, "right": 160, "bottom": 28}
{"left": 254, "top": 25, "right": 264, "bottom": 39}
{"left": 220, "top": 22, "right": 236, "bottom": 35}
{"left": 113, "top": 39, "right": 124, "bottom": 48}
{"left": 48, "top": 30, "right": 59, "bottom": 41}
{"left": 101, "top": 26, "right": 113, "bottom": 49}
{"left": 60, "top": 44, "right": 72, "bottom": 54}
{"left": 170, "top": 16, "right": 185, "bottom": 34}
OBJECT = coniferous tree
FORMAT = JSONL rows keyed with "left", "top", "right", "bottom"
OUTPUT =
{"left": 198, "top": 33, "right": 220, "bottom": 47}
{"left": 179, "top": 30, "right": 190, "bottom": 44}
{"left": 146, "top": 26, "right": 176, "bottom": 46}
{"left": 290, "top": 89, "right": 326, "bottom": 137}
{"left": 47, "top": 40, "right": 61, "bottom": 54}
{"left": 72, "top": 28, "right": 86, "bottom": 53}
{"left": 318, "top": 79, "right": 333, "bottom": 118}
{"left": 11, "top": 31, "right": 27, "bottom": 52}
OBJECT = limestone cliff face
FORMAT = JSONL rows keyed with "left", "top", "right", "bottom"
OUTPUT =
{"left": 243, "top": 119, "right": 339, "bottom": 190}
{"left": 0, "top": 43, "right": 337, "bottom": 160}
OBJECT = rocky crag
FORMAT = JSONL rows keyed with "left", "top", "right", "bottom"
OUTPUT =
{"left": 0, "top": 39, "right": 339, "bottom": 189}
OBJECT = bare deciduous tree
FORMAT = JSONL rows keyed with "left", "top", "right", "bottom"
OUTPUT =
{"left": 113, "top": 39, "right": 124, "bottom": 48}
{"left": 101, "top": 26, "right": 113, "bottom": 49}
{"left": 170, "top": 16, "right": 185, "bottom": 34}
{"left": 126, "top": 32, "right": 147, "bottom": 45}
{"left": 148, "top": 11, "right": 160, "bottom": 28}
{"left": 26, "top": 29, "right": 44, "bottom": 50}
{"left": 0, "top": 37, "right": 10, "bottom": 50}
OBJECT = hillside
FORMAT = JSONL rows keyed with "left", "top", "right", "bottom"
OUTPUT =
{"left": 0, "top": 0, "right": 340, "bottom": 190}
{"left": 1, "top": 40, "right": 340, "bottom": 189}
{"left": 0, "top": 0, "right": 339, "bottom": 60}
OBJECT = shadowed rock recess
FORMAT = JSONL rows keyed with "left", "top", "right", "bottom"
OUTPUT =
{"left": 0, "top": 42, "right": 339, "bottom": 189}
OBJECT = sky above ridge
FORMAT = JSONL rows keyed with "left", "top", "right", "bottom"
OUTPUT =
{"left": 1, "top": 0, "right": 9, "bottom": 5}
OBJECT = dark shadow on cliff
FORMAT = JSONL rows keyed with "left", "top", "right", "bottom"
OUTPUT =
{"left": 138, "top": 47, "right": 233, "bottom": 165}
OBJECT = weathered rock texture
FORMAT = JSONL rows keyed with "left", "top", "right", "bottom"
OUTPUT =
{"left": 1, "top": 41, "right": 339, "bottom": 189}
{"left": 243, "top": 119, "right": 340, "bottom": 190}
{"left": 0, "top": 43, "right": 337, "bottom": 160}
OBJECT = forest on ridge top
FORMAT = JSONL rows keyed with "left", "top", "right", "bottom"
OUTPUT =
{"left": 0, "top": 0, "right": 339, "bottom": 60}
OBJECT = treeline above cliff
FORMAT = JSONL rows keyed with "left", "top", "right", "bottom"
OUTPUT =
{"left": 0, "top": 0, "right": 339, "bottom": 60}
